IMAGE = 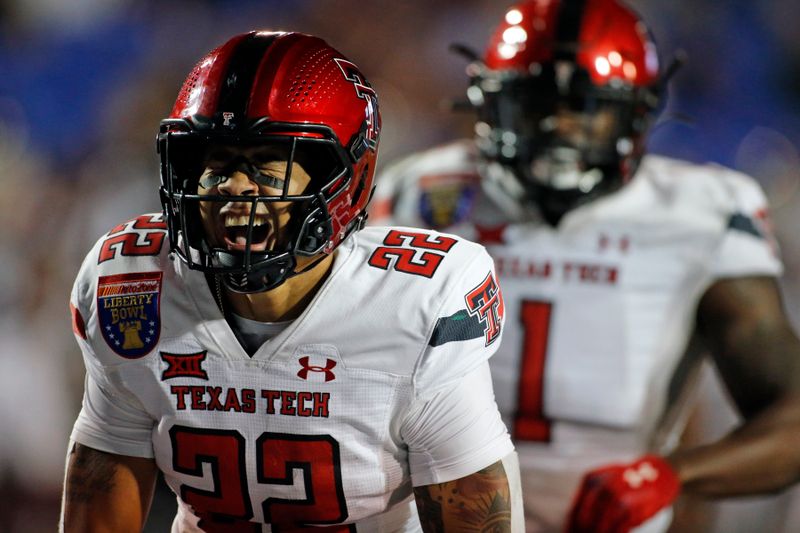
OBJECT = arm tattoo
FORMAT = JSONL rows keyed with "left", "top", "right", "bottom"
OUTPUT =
{"left": 415, "top": 490, "right": 445, "bottom": 533}
{"left": 65, "top": 443, "right": 118, "bottom": 504}
{"left": 415, "top": 460, "right": 512, "bottom": 533}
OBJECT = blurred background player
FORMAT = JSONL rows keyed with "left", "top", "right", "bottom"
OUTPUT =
{"left": 371, "top": 0, "right": 800, "bottom": 531}
{"left": 1, "top": 0, "right": 799, "bottom": 531}
{"left": 61, "top": 30, "right": 521, "bottom": 531}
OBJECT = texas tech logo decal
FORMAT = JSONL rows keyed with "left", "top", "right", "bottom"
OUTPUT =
{"left": 465, "top": 272, "right": 504, "bottom": 346}
{"left": 161, "top": 351, "right": 209, "bottom": 380}
{"left": 334, "top": 57, "right": 380, "bottom": 151}
{"left": 97, "top": 272, "right": 162, "bottom": 358}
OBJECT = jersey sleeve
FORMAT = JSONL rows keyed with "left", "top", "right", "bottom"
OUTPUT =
{"left": 371, "top": 152, "right": 434, "bottom": 227}
{"left": 711, "top": 171, "right": 782, "bottom": 278}
{"left": 369, "top": 155, "right": 409, "bottom": 226}
{"left": 71, "top": 372, "right": 155, "bottom": 458}
{"left": 68, "top": 245, "right": 156, "bottom": 458}
{"left": 370, "top": 141, "right": 482, "bottom": 229}
{"left": 402, "top": 362, "right": 514, "bottom": 486}
{"left": 414, "top": 244, "right": 505, "bottom": 395}
{"left": 402, "top": 245, "right": 512, "bottom": 485}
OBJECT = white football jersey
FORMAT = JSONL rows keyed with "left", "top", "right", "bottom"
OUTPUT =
{"left": 69, "top": 214, "right": 513, "bottom": 532}
{"left": 373, "top": 141, "right": 782, "bottom": 532}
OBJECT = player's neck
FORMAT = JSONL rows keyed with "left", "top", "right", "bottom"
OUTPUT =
{"left": 223, "top": 253, "right": 335, "bottom": 323}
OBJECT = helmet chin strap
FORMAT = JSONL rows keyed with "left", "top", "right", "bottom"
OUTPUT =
{"left": 216, "top": 249, "right": 333, "bottom": 294}
{"left": 527, "top": 159, "right": 624, "bottom": 227}
{"left": 530, "top": 146, "right": 604, "bottom": 192}
{"left": 199, "top": 191, "right": 339, "bottom": 295}
{"left": 211, "top": 249, "right": 296, "bottom": 293}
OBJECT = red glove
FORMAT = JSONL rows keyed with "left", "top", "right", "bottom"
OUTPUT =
{"left": 566, "top": 455, "right": 681, "bottom": 533}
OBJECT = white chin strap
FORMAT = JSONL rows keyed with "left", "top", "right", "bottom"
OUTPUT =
{"left": 531, "top": 147, "right": 603, "bottom": 192}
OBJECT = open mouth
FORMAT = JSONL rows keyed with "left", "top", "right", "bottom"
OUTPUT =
{"left": 223, "top": 214, "right": 271, "bottom": 252}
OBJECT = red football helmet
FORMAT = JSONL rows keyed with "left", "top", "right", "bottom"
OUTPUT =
{"left": 468, "top": 0, "right": 666, "bottom": 224}
{"left": 158, "top": 31, "right": 380, "bottom": 292}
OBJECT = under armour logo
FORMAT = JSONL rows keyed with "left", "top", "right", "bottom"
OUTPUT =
{"left": 222, "top": 112, "right": 234, "bottom": 127}
{"left": 297, "top": 356, "right": 337, "bottom": 382}
{"left": 598, "top": 233, "right": 630, "bottom": 253}
{"left": 623, "top": 461, "right": 659, "bottom": 489}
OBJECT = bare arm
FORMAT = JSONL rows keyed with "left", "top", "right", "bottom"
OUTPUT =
{"left": 413, "top": 460, "right": 512, "bottom": 532}
{"left": 668, "top": 276, "right": 800, "bottom": 496}
{"left": 61, "top": 442, "right": 158, "bottom": 532}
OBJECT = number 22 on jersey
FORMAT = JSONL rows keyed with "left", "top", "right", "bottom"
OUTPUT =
{"left": 171, "top": 426, "right": 354, "bottom": 532}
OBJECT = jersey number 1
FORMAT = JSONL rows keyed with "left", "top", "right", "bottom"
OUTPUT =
{"left": 515, "top": 300, "right": 553, "bottom": 442}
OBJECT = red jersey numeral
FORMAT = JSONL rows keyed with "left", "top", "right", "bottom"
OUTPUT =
{"left": 107, "top": 214, "right": 167, "bottom": 235}
{"left": 368, "top": 229, "right": 457, "bottom": 278}
{"left": 258, "top": 434, "right": 350, "bottom": 531}
{"left": 171, "top": 427, "right": 254, "bottom": 531}
{"left": 170, "top": 427, "right": 352, "bottom": 532}
{"left": 98, "top": 215, "right": 166, "bottom": 264}
{"left": 515, "top": 300, "right": 553, "bottom": 442}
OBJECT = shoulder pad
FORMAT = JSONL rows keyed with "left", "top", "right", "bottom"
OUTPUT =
{"left": 372, "top": 140, "right": 482, "bottom": 228}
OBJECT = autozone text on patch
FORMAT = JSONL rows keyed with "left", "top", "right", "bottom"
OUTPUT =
{"left": 97, "top": 272, "right": 162, "bottom": 359}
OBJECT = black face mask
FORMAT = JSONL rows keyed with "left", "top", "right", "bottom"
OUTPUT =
{"left": 159, "top": 131, "right": 345, "bottom": 293}
{"left": 472, "top": 65, "right": 659, "bottom": 225}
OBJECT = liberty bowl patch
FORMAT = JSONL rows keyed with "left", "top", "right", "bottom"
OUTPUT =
{"left": 97, "top": 272, "right": 162, "bottom": 358}
{"left": 419, "top": 173, "right": 479, "bottom": 229}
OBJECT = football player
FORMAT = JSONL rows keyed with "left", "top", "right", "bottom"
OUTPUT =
{"left": 61, "top": 31, "right": 523, "bottom": 532}
{"left": 371, "top": 1, "right": 800, "bottom": 532}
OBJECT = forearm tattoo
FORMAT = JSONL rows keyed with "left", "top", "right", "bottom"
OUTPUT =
{"left": 65, "top": 442, "right": 118, "bottom": 504}
{"left": 415, "top": 460, "right": 512, "bottom": 533}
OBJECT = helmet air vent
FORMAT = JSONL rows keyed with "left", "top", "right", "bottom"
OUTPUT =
{"left": 286, "top": 47, "right": 337, "bottom": 107}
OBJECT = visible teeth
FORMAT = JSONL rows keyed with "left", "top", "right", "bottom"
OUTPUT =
{"left": 224, "top": 214, "right": 268, "bottom": 227}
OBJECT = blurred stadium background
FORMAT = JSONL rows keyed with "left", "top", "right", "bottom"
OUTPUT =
{"left": 0, "top": 0, "right": 798, "bottom": 531}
